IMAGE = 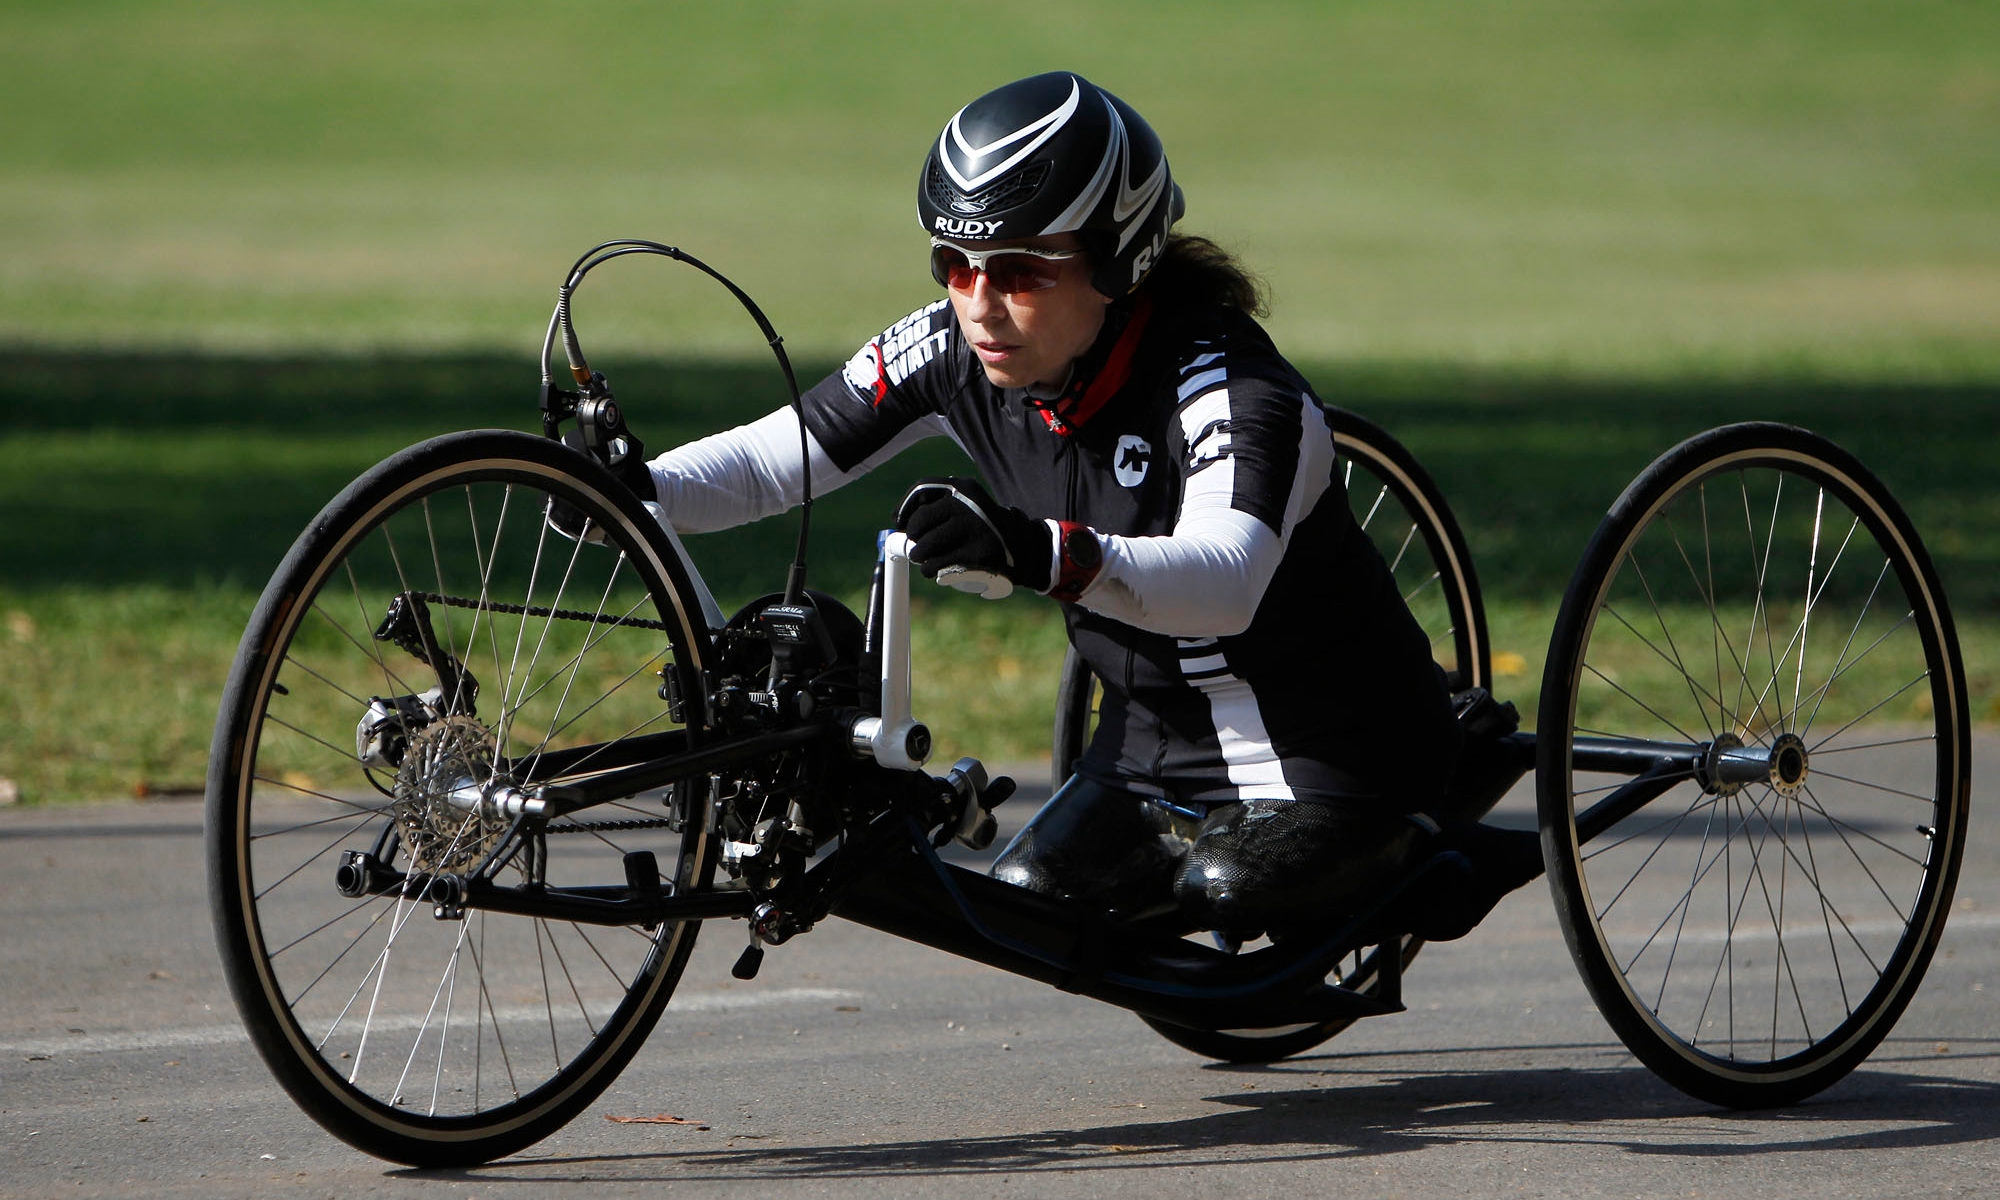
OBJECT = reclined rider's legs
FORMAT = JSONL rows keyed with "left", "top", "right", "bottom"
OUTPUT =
{"left": 1172, "top": 797, "right": 1420, "bottom": 938}
{"left": 990, "top": 776, "right": 1193, "bottom": 920}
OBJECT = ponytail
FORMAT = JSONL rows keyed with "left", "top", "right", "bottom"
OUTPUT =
{"left": 1140, "top": 235, "right": 1269, "bottom": 317}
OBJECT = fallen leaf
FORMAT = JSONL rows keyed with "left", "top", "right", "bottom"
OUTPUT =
{"left": 605, "top": 1114, "right": 711, "bottom": 1130}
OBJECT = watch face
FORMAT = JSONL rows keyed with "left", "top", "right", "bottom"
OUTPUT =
{"left": 1065, "top": 526, "right": 1103, "bottom": 569}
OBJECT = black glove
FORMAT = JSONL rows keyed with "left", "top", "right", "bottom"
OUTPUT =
{"left": 895, "top": 477, "right": 1054, "bottom": 593}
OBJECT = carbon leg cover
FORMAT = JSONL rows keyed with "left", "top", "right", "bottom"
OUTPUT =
{"left": 1173, "top": 798, "right": 1418, "bottom": 936}
{"left": 989, "top": 776, "right": 1190, "bottom": 918}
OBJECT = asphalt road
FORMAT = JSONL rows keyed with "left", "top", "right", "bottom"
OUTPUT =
{"left": 4, "top": 752, "right": 1997, "bottom": 1200}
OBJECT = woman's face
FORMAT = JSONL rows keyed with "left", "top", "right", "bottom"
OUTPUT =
{"left": 943, "top": 235, "right": 1113, "bottom": 390}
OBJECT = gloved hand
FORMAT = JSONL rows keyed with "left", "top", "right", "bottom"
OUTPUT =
{"left": 895, "top": 477, "right": 1054, "bottom": 593}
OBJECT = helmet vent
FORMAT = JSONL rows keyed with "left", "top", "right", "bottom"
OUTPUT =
{"left": 929, "top": 161, "right": 1050, "bottom": 219}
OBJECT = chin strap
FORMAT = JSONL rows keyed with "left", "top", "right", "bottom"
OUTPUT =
{"left": 1031, "top": 293, "right": 1154, "bottom": 437}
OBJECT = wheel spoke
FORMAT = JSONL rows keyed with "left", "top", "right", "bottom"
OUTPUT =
{"left": 215, "top": 440, "right": 709, "bottom": 1149}
{"left": 1645, "top": 524, "right": 1719, "bottom": 737}
{"left": 1581, "top": 660, "right": 1704, "bottom": 744}
{"left": 1548, "top": 434, "right": 1963, "bottom": 1100}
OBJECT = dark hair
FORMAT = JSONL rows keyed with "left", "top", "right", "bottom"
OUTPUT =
{"left": 1138, "top": 234, "right": 1268, "bottom": 317}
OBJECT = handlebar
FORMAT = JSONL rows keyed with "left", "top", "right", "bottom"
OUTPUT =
{"left": 848, "top": 532, "right": 932, "bottom": 770}
{"left": 540, "top": 238, "right": 817, "bottom": 604}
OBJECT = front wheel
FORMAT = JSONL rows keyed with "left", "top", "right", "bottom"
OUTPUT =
{"left": 1539, "top": 423, "right": 1969, "bottom": 1107}
{"left": 206, "top": 430, "right": 716, "bottom": 1165}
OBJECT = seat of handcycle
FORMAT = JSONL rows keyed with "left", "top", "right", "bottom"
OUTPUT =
{"left": 1433, "top": 686, "right": 1537, "bottom": 825}
{"left": 1378, "top": 687, "right": 1543, "bottom": 942}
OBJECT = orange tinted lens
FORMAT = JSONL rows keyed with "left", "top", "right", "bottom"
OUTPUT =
{"left": 983, "top": 254, "right": 1066, "bottom": 293}
{"left": 930, "top": 244, "right": 975, "bottom": 290}
{"left": 930, "top": 245, "right": 1066, "bottom": 293}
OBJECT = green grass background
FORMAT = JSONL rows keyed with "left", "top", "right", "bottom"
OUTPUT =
{"left": 1, "top": 1, "right": 1996, "bottom": 802}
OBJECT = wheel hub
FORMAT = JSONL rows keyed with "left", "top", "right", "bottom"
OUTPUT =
{"left": 1700, "top": 730, "right": 1811, "bottom": 798}
{"left": 1768, "top": 732, "right": 1810, "bottom": 798}
{"left": 392, "top": 714, "right": 510, "bottom": 873}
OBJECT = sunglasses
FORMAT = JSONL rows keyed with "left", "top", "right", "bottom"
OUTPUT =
{"left": 929, "top": 239, "right": 1082, "bottom": 294}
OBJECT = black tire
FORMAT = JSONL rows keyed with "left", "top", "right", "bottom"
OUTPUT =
{"left": 1538, "top": 422, "right": 1969, "bottom": 1108}
{"left": 1086, "top": 409, "right": 1484, "bottom": 1062}
{"left": 207, "top": 430, "right": 716, "bottom": 1165}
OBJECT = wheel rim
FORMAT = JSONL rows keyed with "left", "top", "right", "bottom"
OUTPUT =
{"left": 1335, "top": 433, "right": 1486, "bottom": 693}
{"left": 1555, "top": 444, "right": 1964, "bottom": 1080}
{"left": 218, "top": 449, "right": 708, "bottom": 1135}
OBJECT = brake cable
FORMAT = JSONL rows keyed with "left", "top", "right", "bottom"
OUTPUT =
{"left": 540, "top": 239, "right": 814, "bottom": 604}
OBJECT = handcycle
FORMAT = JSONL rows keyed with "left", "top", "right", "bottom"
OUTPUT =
{"left": 206, "top": 241, "right": 1970, "bottom": 1167}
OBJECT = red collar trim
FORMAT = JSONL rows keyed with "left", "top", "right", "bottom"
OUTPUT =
{"left": 1037, "top": 293, "right": 1153, "bottom": 436}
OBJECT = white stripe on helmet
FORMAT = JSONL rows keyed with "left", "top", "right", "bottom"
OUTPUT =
{"left": 940, "top": 77, "right": 1082, "bottom": 193}
{"left": 1035, "top": 93, "right": 1169, "bottom": 253}
{"left": 1038, "top": 94, "right": 1122, "bottom": 236}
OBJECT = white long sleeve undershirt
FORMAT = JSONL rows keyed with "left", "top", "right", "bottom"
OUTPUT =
{"left": 1080, "top": 508, "right": 1279, "bottom": 637}
{"left": 646, "top": 407, "right": 951, "bottom": 534}
{"left": 645, "top": 404, "right": 1290, "bottom": 638}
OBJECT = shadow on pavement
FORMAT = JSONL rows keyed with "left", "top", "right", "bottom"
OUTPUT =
{"left": 402, "top": 1048, "right": 2000, "bottom": 1183}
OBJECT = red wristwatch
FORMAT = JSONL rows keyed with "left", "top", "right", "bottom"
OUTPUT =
{"left": 1047, "top": 521, "right": 1104, "bottom": 603}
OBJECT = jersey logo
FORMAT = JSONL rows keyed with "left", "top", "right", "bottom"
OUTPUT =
{"left": 841, "top": 340, "right": 889, "bottom": 406}
{"left": 1114, "top": 434, "right": 1152, "bottom": 487}
{"left": 843, "top": 301, "right": 952, "bottom": 406}
{"left": 1185, "top": 418, "right": 1233, "bottom": 475}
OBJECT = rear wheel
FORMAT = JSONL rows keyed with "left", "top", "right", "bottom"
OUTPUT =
{"left": 1539, "top": 423, "right": 1968, "bottom": 1107}
{"left": 1140, "top": 936, "right": 1423, "bottom": 1063}
{"left": 1053, "top": 407, "right": 1489, "bottom": 781}
{"left": 207, "top": 430, "right": 715, "bottom": 1165}
{"left": 1097, "top": 410, "right": 1485, "bottom": 1062}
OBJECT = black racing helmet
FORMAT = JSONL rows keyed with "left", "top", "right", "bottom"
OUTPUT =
{"left": 919, "top": 72, "right": 1186, "bottom": 298}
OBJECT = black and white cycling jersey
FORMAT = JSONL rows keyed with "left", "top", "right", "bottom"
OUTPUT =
{"left": 648, "top": 295, "right": 1458, "bottom": 809}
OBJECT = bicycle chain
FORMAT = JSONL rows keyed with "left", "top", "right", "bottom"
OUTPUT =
{"left": 416, "top": 591, "right": 673, "bottom": 633}
{"left": 544, "top": 816, "right": 680, "bottom": 835}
